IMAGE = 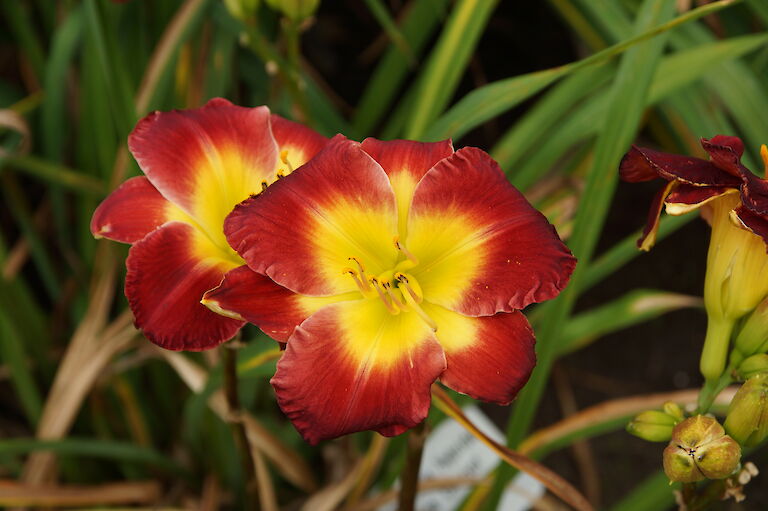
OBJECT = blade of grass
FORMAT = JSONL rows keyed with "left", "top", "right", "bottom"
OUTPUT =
{"left": 2, "top": 155, "right": 105, "bottom": 195}
{"left": 0, "top": 438, "right": 189, "bottom": 477}
{"left": 609, "top": 471, "right": 675, "bottom": 511}
{"left": 0, "top": 309, "right": 42, "bottom": 425}
{"left": 423, "top": 0, "right": 745, "bottom": 142}
{"left": 485, "top": 1, "right": 677, "bottom": 509}
{"left": 352, "top": 0, "right": 449, "bottom": 136}
{"left": 1, "top": 2, "right": 46, "bottom": 81}
{"left": 557, "top": 289, "right": 702, "bottom": 355}
{"left": 362, "top": 0, "right": 415, "bottom": 64}
{"left": 490, "top": 63, "right": 613, "bottom": 170}
{"left": 404, "top": 0, "right": 499, "bottom": 139}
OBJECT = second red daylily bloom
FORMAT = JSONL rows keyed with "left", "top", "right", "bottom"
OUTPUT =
{"left": 91, "top": 98, "right": 327, "bottom": 350}
{"left": 621, "top": 136, "right": 768, "bottom": 382}
{"left": 203, "top": 136, "right": 576, "bottom": 443}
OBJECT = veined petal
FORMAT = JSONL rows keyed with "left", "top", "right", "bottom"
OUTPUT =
{"left": 270, "top": 114, "right": 328, "bottom": 170}
{"left": 225, "top": 136, "right": 399, "bottom": 296}
{"left": 128, "top": 98, "right": 280, "bottom": 255}
{"left": 202, "top": 265, "right": 354, "bottom": 342}
{"left": 406, "top": 147, "right": 575, "bottom": 316}
{"left": 620, "top": 145, "right": 740, "bottom": 187}
{"left": 701, "top": 135, "right": 745, "bottom": 176}
{"left": 637, "top": 181, "right": 677, "bottom": 251}
{"left": 361, "top": 138, "right": 454, "bottom": 237}
{"left": 424, "top": 304, "right": 535, "bottom": 405}
{"left": 126, "top": 222, "right": 244, "bottom": 350}
{"left": 271, "top": 300, "right": 446, "bottom": 444}
{"left": 91, "top": 177, "right": 192, "bottom": 243}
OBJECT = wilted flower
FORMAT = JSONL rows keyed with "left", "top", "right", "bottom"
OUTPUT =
{"left": 203, "top": 136, "right": 576, "bottom": 443}
{"left": 91, "top": 98, "right": 327, "bottom": 350}
{"left": 621, "top": 136, "right": 768, "bottom": 382}
{"left": 663, "top": 415, "right": 741, "bottom": 482}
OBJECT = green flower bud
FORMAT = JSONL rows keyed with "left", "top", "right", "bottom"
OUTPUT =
{"left": 224, "top": 0, "right": 260, "bottom": 22}
{"left": 663, "top": 401, "right": 684, "bottom": 422}
{"left": 736, "top": 354, "right": 768, "bottom": 380}
{"left": 733, "top": 298, "right": 768, "bottom": 362}
{"left": 663, "top": 415, "right": 741, "bottom": 482}
{"left": 265, "top": 0, "right": 319, "bottom": 20}
{"left": 724, "top": 374, "right": 768, "bottom": 447}
{"left": 627, "top": 410, "right": 677, "bottom": 442}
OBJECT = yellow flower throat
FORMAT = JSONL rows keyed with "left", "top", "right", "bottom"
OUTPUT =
{"left": 343, "top": 237, "right": 438, "bottom": 332}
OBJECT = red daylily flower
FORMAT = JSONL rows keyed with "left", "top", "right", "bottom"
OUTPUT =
{"left": 91, "top": 98, "right": 327, "bottom": 350}
{"left": 203, "top": 136, "right": 576, "bottom": 443}
{"left": 620, "top": 136, "right": 768, "bottom": 381}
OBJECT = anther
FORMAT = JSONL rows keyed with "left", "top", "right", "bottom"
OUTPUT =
{"left": 383, "top": 281, "right": 408, "bottom": 310}
{"left": 276, "top": 170, "right": 285, "bottom": 179}
{"left": 371, "top": 278, "right": 399, "bottom": 314}
{"left": 348, "top": 257, "right": 371, "bottom": 292}
{"left": 394, "top": 236, "right": 419, "bottom": 265}
{"left": 343, "top": 267, "right": 369, "bottom": 294}
{"left": 395, "top": 272, "right": 422, "bottom": 304}
{"left": 280, "top": 150, "right": 294, "bottom": 172}
{"left": 761, "top": 144, "right": 768, "bottom": 174}
{"left": 261, "top": 180, "right": 269, "bottom": 192}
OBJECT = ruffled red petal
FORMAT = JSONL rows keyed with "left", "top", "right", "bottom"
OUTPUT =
{"left": 636, "top": 181, "right": 677, "bottom": 251}
{"left": 225, "top": 136, "right": 399, "bottom": 296}
{"left": 620, "top": 145, "right": 740, "bottom": 187}
{"left": 360, "top": 138, "right": 454, "bottom": 184}
{"left": 406, "top": 147, "right": 576, "bottom": 315}
{"left": 202, "top": 265, "right": 339, "bottom": 342}
{"left": 427, "top": 306, "right": 535, "bottom": 405}
{"left": 270, "top": 114, "right": 328, "bottom": 169}
{"left": 737, "top": 169, "right": 768, "bottom": 216}
{"left": 271, "top": 300, "right": 446, "bottom": 444}
{"left": 125, "top": 222, "right": 244, "bottom": 350}
{"left": 701, "top": 135, "right": 746, "bottom": 177}
{"left": 91, "top": 177, "right": 176, "bottom": 243}
{"left": 128, "top": 98, "right": 279, "bottom": 222}
{"left": 733, "top": 205, "right": 768, "bottom": 252}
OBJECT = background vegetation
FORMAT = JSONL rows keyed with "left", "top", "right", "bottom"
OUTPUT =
{"left": 1, "top": 0, "right": 767, "bottom": 509}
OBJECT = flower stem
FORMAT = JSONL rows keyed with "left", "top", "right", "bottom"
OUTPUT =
{"left": 223, "top": 341, "right": 260, "bottom": 510}
{"left": 398, "top": 421, "right": 428, "bottom": 511}
{"left": 700, "top": 316, "right": 734, "bottom": 383}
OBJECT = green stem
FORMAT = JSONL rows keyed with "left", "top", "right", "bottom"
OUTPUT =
{"left": 700, "top": 316, "right": 734, "bottom": 383}
{"left": 697, "top": 365, "right": 734, "bottom": 414}
{"left": 398, "top": 421, "right": 427, "bottom": 511}
{"left": 223, "top": 341, "right": 259, "bottom": 510}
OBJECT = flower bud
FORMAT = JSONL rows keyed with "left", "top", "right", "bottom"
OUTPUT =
{"left": 663, "top": 401, "right": 684, "bottom": 422}
{"left": 265, "top": 0, "right": 319, "bottom": 20}
{"left": 736, "top": 354, "right": 768, "bottom": 380}
{"left": 701, "top": 193, "right": 768, "bottom": 382}
{"left": 663, "top": 415, "right": 741, "bottom": 482}
{"left": 627, "top": 410, "right": 677, "bottom": 442}
{"left": 733, "top": 299, "right": 768, "bottom": 363}
{"left": 724, "top": 374, "right": 768, "bottom": 447}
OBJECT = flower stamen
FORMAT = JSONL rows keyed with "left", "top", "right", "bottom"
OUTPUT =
{"left": 383, "top": 280, "right": 409, "bottom": 310}
{"left": 370, "top": 277, "right": 399, "bottom": 315}
{"left": 395, "top": 273, "right": 436, "bottom": 331}
{"left": 761, "top": 144, "right": 768, "bottom": 175}
{"left": 280, "top": 150, "right": 294, "bottom": 172}
{"left": 343, "top": 267, "right": 371, "bottom": 295}
{"left": 394, "top": 236, "right": 419, "bottom": 266}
